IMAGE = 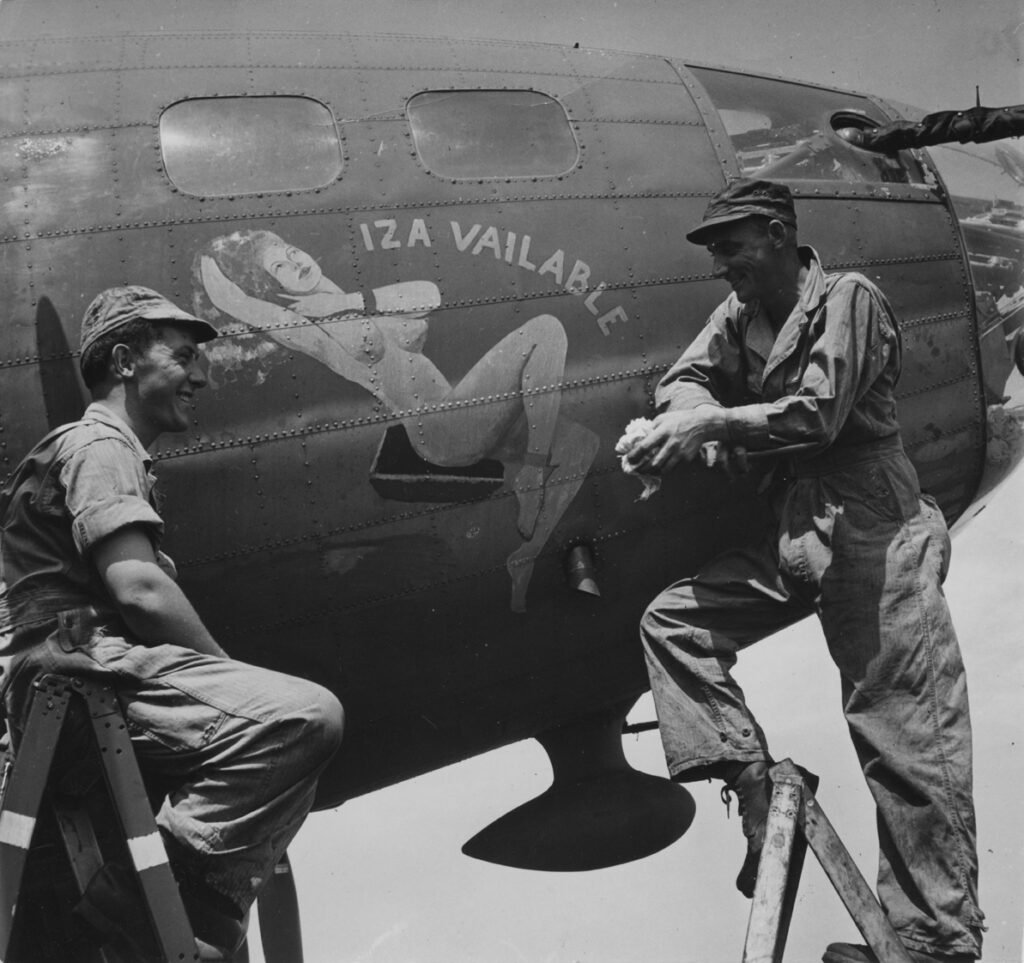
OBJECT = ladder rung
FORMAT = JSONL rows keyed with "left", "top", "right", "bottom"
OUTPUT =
{"left": 0, "top": 674, "right": 198, "bottom": 963}
{"left": 742, "top": 759, "right": 914, "bottom": 963}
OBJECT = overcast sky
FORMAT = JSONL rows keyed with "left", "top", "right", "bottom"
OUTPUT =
{"left": 224, "top": 2, "right": 1024, "bottom": 961}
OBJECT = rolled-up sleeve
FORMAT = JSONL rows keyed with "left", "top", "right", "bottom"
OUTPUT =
{"left": 60, "top": 438, "right": 164, "bottom": 556}
{"left": 656, "top": 303, "right": 748, "bottom": 412}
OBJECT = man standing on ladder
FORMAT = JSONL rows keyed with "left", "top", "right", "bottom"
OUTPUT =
{"left": 624, "top": 180, "right": 984, "bottom": 963}
{"left": 0, "top": 286, "right": 344, "bottom": 959}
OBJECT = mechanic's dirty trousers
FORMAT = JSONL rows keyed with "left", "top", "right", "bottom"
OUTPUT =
{"left": 2, "top": 607, "right": 344, "bottom": 918}
{"left": 641, "top": 438, "right": 984, "bottom": 957}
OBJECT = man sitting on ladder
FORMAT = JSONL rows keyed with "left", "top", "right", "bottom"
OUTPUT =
{"left": 0, "top": 286, "right": 344, "bottom": 959}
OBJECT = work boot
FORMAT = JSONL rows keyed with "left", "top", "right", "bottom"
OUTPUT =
{"left": 723, "top": 761, "right": 819, "bottom": 898}
{"left": 180, "top": 890, "right": 247, "bottom": 960}
{"left": 823, "top": 942, "right": 976, "bottom": 962}
{"left": 195, "top": 936, "right": 237, "bottom": 961}
{"left": 72, "top": 862, "right": 154, "bottom": 959}
{"left": 722, "top": 760, "right": 771, "bottom": 898}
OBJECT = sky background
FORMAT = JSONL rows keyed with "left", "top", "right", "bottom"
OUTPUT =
{"left": 226, "top": 2, "right": 1024, "bottom": 961}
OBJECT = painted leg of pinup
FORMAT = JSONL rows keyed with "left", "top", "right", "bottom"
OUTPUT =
{"left": 505, "top": 419, "right": 599, "bottom": 611}
{"left": 423, "top": 315, "right": 567, "bottom": 539}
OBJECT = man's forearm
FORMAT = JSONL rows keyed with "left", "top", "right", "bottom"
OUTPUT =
{"left": 117, "top": 582, "right": 228, "bottom": 658}
{"left": 110, "top": 564, "right": 228, "bottom": 658}
{"left": 95, "top": 529, "right": 230, "bottom": 659}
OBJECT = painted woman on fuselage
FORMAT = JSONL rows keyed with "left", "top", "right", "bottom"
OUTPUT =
{"left": 193, "top": 230, "right": 598, "bottom": 611}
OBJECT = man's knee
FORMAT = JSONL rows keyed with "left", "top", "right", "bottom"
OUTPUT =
{"left": 640, "top": 593, "right": 689, "bottom": 651}
{"left": 640, "top": 589, "right": 721, "bottom": 667}
{"left": 299, "top": 683, "right": 344, "bottom": 759}
{"left": 639, "top": 601, "right": 661, "bottom": 650}
{"left": 319, "top": 688, "right": 345, "bottom": 752}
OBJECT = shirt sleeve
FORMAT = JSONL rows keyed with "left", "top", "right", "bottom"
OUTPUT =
{"left": 655, "top": 301, "right": 749, "bottom": 413}
{"left": 720, "top": 276, "right": 899, "bottom": 449}
{"left": 60, "top": 436, "right": 164, "bottom": 557}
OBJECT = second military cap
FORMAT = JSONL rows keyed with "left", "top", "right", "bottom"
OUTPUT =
{"left": 686, "top": 179, "right": 797, "bottom": 244}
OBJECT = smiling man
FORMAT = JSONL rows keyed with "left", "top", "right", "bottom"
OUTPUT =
{"left": 0, "top": 286, "right": 343, "bottom": 960}
{"left": 626, "top": 180, "right": 984, "bottom": 963}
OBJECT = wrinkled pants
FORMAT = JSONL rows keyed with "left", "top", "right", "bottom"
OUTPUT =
{"left": 640, "top": 446, "right": 984, "bottom": 957}
{"left": 2, "top": 606, "right": 344, "bottom": 917}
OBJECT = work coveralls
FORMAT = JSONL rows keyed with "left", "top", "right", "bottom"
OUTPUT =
{"left": 0, "top": 403, "right": 343, "bottom": 918}
{"left": 641, "top": 249, "right": 984, "bottom": 957}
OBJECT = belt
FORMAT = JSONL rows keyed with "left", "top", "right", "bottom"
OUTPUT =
{"left": 787, "top": 434, "right": 905, "bottom": 477}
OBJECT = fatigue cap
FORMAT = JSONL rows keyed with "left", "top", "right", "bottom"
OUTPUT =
{"left": 686, "top": 179, "right": 797, "bottom": 244}
{"left": 80, "top": 285, "right": 218, "bottom": 365}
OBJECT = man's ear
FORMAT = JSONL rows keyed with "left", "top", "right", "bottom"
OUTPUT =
{"left": 110, "top": 343, "right": 136, "bottom": 379}
{"left": 766, "top": 219, "right": 788, "bottom": 246}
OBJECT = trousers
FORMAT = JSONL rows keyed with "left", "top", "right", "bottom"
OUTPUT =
{"left": 2, "top": 606, "right": 344, "bottom": 916}
{"left": 640, "top": 443, "right": 984, "bottom": 957}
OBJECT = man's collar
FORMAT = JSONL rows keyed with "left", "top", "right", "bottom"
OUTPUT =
{"left": 794, "top": 246, "right": 827, "bottom": 313}
{"left": 81, "top": 402, "right": 152, "bottom": 464}
{"left": 757, "top": 247, "right": 826, "bottom": 383}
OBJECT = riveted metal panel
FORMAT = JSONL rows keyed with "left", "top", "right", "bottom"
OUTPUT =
{"left": 571, "top": 121, "right": 717, "bottom": 194}
{"left": 351, "top": 34, "right": 572, "bottom": 78}
{"left": 247, "top": 33, "right": 364, "bottom": 71}
{"left": 4, "top": 71, "right": 123, "bottom": 133}
{"left": 900, "top": 315, "right": 981, "bottom": 396}
{"left": 122, "top": 70, "right": 254, "bottom": 119}
{"left": 0, "top": 365, "right": 46, "bottom": 483}
{"left": 860, "top": 261, "right": 971, "bottom": 327}
{"left": 0, "top": 34, "right": 123, "bottom": 75}
{"left": 559, "top": 74, "right": 704, "bottom": 125}
{"left": 2, "top": 130, "right": 121, "bottom": 236}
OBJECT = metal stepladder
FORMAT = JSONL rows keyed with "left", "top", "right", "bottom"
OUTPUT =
{"left": 742, "top": 759, "right": 914, "bottom": 963}
{"left": 0, "top": 673, "right": 198, "bottom": 963}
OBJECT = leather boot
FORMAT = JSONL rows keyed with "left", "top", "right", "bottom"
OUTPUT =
{"left": 722, "top": 761, "right": 772, "bottom": 898}
{"left": 724, "top": 761, "right": 819, "bottom": 898}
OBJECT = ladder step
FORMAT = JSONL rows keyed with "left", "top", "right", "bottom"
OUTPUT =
{"left": 0, "top": 674, "right": 198, "bottom": 963}
{"left": 742, "top": 759, "right": 914, "bottom": 963}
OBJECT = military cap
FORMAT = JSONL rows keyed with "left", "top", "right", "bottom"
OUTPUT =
{"left": 80, "top": 285, "right": 218, "bottom": 365}
{"left": 686, "top": 179, "right": 797, "bottom": 244}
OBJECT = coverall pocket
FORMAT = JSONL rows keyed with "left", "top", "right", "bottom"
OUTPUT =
{"left": 822, "top": 458, "right": 919, "bottom": 525}
{"left": 75, "top": 637, "right": 234, "bottom": 752}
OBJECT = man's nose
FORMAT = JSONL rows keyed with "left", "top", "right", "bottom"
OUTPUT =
{"left": 711, "top": 257, "right": 729, "bottom": 278}
{"left": 188, "top": 359, "right": 208, "bottom": 389}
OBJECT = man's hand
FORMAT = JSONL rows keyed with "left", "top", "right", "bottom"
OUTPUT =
{"left": 701, "top": 441, "right": 750, "bottom": 477}
{"left": 625, "top": 408, "right": 728, "bottom": 475}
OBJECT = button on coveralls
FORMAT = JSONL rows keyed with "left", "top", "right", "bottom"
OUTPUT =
{"left": 0, "top": 403, "right": 344, "bottom": 918}
{"left": 641, "top": 249, "right": 984, "bottom": 957}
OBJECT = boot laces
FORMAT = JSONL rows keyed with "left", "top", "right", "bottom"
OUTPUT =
{"left": 721, "top": 769, "right": 768, "bottom": 840}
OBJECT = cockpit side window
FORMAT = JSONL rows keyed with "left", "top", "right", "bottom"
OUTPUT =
{"left": 159, "top": 96, "right": 343, "bottom": 197}
{"left": 407, "top": 89, "right": 579, "bottom": 179}
{"left": 689, "top": 67, "right": 927, "bottom": 186}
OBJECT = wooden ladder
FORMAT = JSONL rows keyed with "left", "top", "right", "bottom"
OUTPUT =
{"left": 742, "top": 758, "right": 914, "bottom": 963}
{"left": 0, "top": 673, "right": 198, "bottom": 963}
